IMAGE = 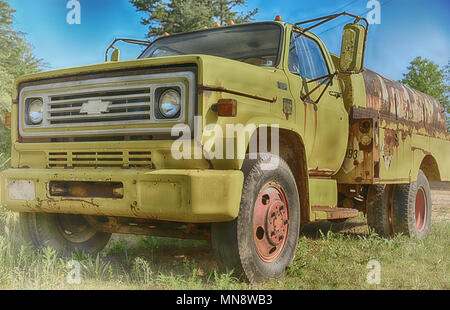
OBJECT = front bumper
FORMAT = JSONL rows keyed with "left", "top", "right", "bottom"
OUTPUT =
{"left": 0, "top": 168, "right": 243, "bottom": 223}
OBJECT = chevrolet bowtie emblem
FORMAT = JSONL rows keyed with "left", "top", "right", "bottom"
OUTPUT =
{"left": 80, "top": 100, "right": 111, "bottom": 115}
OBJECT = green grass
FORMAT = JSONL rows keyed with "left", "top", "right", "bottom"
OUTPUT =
{"left": 0, "top": 208, "right": 448, "bottom": 290}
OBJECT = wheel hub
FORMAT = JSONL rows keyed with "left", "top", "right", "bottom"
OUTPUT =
{"left": 415, "top": 188, "right": 426, "bottom": 232}
{"left": 253, "top": 183, "right": 290, "bottom": 262}
{"left": 267, "top": 204, "right": 289, "bottom": 246}
{"left": 56, "top": 214, "right": 97, "bottom": 243}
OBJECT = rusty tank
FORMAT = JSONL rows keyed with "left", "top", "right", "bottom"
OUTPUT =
{"left": 336, "top": 67, "right": 449, "bottom": 186}
{"left": 362, "top": 69, "right": 447, "bottom": 133}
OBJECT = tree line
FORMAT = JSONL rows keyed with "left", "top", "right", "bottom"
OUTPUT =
{"left": 0, "top": 0, "right": 43, "bottom": 165}
{"left": 130, "top": 0, "right": 258, "bottom": 38}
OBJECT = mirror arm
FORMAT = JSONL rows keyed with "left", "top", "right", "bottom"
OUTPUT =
{"left": 306, "top": 73, "right": 334, "bottom": 84}
{"left": 295, "top": 12, "right": 369, "bottom": 34}
{"left": 105, "top": 40, "right": 117, "bottom": 62}
{"left": 295, "top": 14, "right": 341, "bottom": 33}
{"left": 105, "top": 38, "right": 152, "bottom": 61}
{"left": 294, "top": 13, "right": 369, "bottom": 75}
{"left": 314, "top": 74, "right": 336, "bottom": 104}
{"left": 294, "top": 12, "right": 370, "bottom": 65}
{"left": 301, "top": 72, "right": 337, "bottom": 105}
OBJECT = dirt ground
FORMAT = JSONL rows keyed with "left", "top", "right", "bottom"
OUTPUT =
{"left": 430, "top": 182, "right": 450, "bottom": 222}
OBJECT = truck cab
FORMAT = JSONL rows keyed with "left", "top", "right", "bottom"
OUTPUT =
{"left": 1, "top": 13, "right": 449, "bottom": 283}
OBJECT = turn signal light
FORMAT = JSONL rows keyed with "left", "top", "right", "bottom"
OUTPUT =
{"left": 215, "top": 99, "right": 237, "bottom": 117}
{"left": 3, "top": 112, "right": 11, "bottom": 128}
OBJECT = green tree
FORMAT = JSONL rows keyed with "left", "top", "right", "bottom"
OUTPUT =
{"left": 130, "top": 0, "right": 258, "bottom": 38}
{"left": 0, "top": 0, "right": 42, "bottom": 111}
{"left": 0, "top": 0, "right": 43, "bottom": 167}
{"left": 400, "top": 57, "right": 450, "bottom": 131}
{"left": 212, "top": 0, "right": 258, "bottom": 26}
{"left": 445, "top": 61, "right": 450, "bottom": 130}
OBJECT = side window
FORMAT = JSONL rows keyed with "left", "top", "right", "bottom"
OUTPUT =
{"left": 289, "top": 33, "right": 330, "bottom": 80}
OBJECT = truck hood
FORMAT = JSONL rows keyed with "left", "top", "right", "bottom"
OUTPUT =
{"left": 15, "top": 55, "right": 202, "bottom": 86}
{"left": 13, "top": 54, "right": 282, "bottom": 106}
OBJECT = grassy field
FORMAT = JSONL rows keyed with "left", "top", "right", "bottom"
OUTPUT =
{"left": 0, "top": 184, "right": 448, "bottom": 290}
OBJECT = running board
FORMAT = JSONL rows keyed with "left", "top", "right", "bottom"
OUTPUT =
{"left": 312, "top": 206, "right": 359, "bottom": 221}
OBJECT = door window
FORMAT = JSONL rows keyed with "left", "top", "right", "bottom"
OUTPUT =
{"left": 289, "top": 33, "right": 330, "bottom": 80}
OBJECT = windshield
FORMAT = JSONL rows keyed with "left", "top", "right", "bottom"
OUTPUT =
{"left": 139, "top": 23, "right": 283, "bottom": 67}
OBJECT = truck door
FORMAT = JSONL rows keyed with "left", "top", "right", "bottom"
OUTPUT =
{"left": 286, "top": 31, "right": 348, "bottom": 176}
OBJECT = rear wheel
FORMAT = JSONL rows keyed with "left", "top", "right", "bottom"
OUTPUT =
{"left": 211, "top": 154, "right": 300, "bottom": 283}
{"left": 392, "top": 170, "right": 432, "bottom": 238}
{"left": 366, "top": 184, "right": 394, "bottom": 237}
{"left": 366, "top": 170, "right": 432, "bottom": 239}
{"left": 20, "top": 213, "right": 111, "bottom": 256}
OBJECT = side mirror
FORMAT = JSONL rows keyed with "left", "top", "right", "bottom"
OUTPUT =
{"left": 110, "top": 48, "right": 120, "bottom": 62}
{"left": 339, "top": 23, "right": 367, "bottom": 73}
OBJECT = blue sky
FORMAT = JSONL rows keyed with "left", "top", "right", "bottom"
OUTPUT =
{"left": 7, "top": 0, "right": 450, "bottom": 81}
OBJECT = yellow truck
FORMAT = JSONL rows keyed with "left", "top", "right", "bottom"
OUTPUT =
{"left": 1, "top": 12, "right": 449, "bottom": 283}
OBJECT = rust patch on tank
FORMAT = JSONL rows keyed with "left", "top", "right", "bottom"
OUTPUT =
{"left": 381, "top": 129, "right": 399, "bottom": 170}
{"left": 362, "top": 69, "right": 447, "bottom": 133}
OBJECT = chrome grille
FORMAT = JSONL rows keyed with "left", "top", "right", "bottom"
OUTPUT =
{"left": 48, "top": 88, "right": 151, "bottom": 125}
{"left": 47, "top": 151, "right": 153, "bottom": 168}
{"left": 19, "top": 71, "right": 196, "bottom": 138}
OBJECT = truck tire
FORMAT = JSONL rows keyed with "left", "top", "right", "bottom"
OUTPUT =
{"left": 211, "top": 154, "right": 300, "bottom": 283}
{"left": 392, "top": 170, "right": 432, "bottom": 238}
{"left": 366, "top": 184, "right": 394, "bottom": 237}
{"left": 20, "top": 212, "right": 111, "bottom": 256}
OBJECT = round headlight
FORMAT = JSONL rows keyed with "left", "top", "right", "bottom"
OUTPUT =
{"left": 28, "top": 99, "right": 43, "bottom": 125}
{"left": 159, "top": 89, "right": 181, "bottom": 118}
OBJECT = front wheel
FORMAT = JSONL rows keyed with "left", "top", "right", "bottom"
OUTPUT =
{"left": 20, "top": 213, "right": 111, "bottom": 256}
{"left": 211, "top": 154, "right": 300, "bottom": 283}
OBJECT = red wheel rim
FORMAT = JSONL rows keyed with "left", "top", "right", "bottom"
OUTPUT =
{"left": 253, "top": 183, "right": 289, "bottom": 263}
{"left": 415, "top": 188, "right": 426, "bottom": 232}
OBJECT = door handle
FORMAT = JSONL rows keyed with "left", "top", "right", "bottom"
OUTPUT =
{"left": 329, "top": 91, "right": 342, "bottom": 98}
